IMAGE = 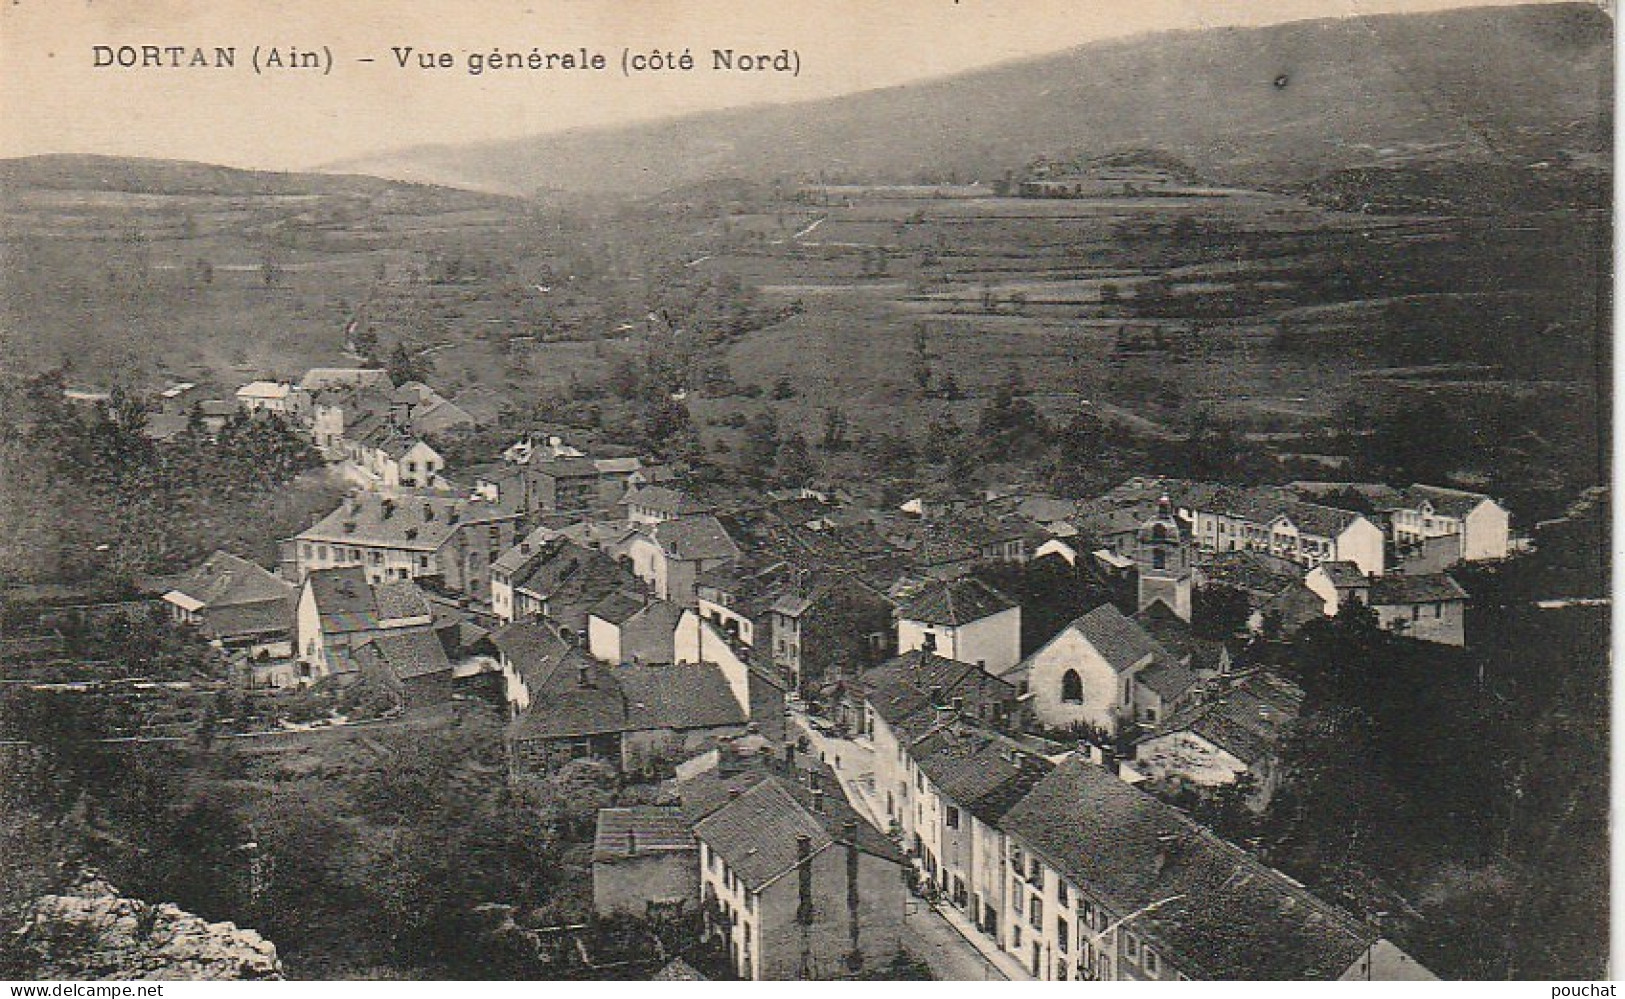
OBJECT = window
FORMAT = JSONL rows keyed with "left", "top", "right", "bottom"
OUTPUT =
{"left": 921, "top": 631, "right": 937, "bottom": 652}
{"left": 1144, "top": 949, "right": 1159, "bottom": 975}
{"left": 1152, "top": 548, "right": 1167, "bottom": 570}
{"left": 1029, "top": 896, "right": 1043, "bottom": 929}
{"left": 1124, "top": 933, "right": 1140, "bottom": 962}
{"left": 946, "top": 805, "right": 961, "bottom": 829}
{"left": 419, "top": 555, "right": 430, "bottom": 571}
{"left": 1012, "top": 882, "right": 1024, "bottom": 915}
{"left": 1061, "top": 669, "right": 1083, "bottom": 703}
{"left": 1081, "top": 900, "right": 1095, "bottom": 928}
{"left": 1056, "top": 916, "right": 1070, "bottom": 953}
{"left": 1057, "top": 881, "right": 1069, "bottom": 908}
{"left": 1028, "top": 856, "right": 1042, "bottom": 886}
{"left": 1012, "top": 924, "right": 1022, "bottom": 949}
{"left": 1433, "top": 602, "right": 1443, "bottom": 619}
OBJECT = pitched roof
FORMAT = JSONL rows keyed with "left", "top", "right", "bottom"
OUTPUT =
{"left": 912, "top": 724, "right": 1055, "bottom": 825}
{"left": 896, "top": 577, "right": 1016, "bottom": 627}
{"left": 587, "top": 591, "right": 648, "bottom": 626}
{"left": 650, "top": 515, "right": 741, "bottom": 563}
{"left": 650, "top": 958, "right": 709, "bottom": 981}
{"left": 688, "top": 772, "right": 903, "bottom": 892}
{"left": 299, "top": 493, "right": 516, "bottom": 551}
{"left": 591, "top": 806, "right": 696, "bottom": 863}
{"left": 692, "top": 779, "right": 835, "bottom": 890}
{"left": 1317, "top": 561, "right": 1369, "bottom": 589}
{"left": 510, "top": 655, "right": 629, "bottom": 740}
{"left": 1002, "top": 758, "right": 1380, "bottom": 979}
{"left": 1402, "top": 484, "right": 1495, "bottom": 518}
{"left": 532, "top": 457, "right": 602, "bottom": 479}
{"left": 861, "top": 650, "right": 1018, "bottom": 737}
{"left": 201, "top": 600, "right": 293, "bottom": 641}
{"left": 167, "top": 551, "right": 293, "bottom": 608}
{"left": 617, "top": 664, "right": 745, "bottom": 732}
{"left": 1135, "top": 658, "right": 1202, "bottom": 701}
{"left": 358, "top": 628, "right": 452, "bottom": 681}
{"left": 623, "top": 485, "right": 710, "bottom": 517}
{"left": 1072, "top": 604, "right": 1170, "bottom": 674}
{"left": 305, "top": 567, "right": 429, "bottom": 634}
{"left": 235, "top": 381, "right": 291, "bottom": 399}
{"left": 1147, "top": 670, "right": 1305, "bottom": 768}
{"left": 490, "top": 619, "right": 572, "bottom": 693}
{"left": 1369, "top": 573, "right": 1469, "bottom": 606}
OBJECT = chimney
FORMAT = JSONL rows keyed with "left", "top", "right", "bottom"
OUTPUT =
{"left": 729, "top": 787, "right": 743, "bottom": 800}
{"left": 977, "top": 659, "right": 986, "bottom": 671}
{"left": 796, "top": 834, "right": 815, "bottom": 925}
{"left": 423, "top": 503, "right": 435, "bottom": 522}
{"left": 576, "top": 664, "right": 592, "bottom": 688}
{"left": 1100, "top": 744, "right": 1120, "bottom": 776}
{"left": 811, "top": 788, "right": 825, "bottom": 813}
{"left": 381, "top": 499, "right": 396, "bottom": 520}
{"left": 929, "top": 684, "right": 945, "bottom": 706}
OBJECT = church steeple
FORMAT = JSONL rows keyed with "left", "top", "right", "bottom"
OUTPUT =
{"left": 1135, "top": 494, "right": 1192, "bottom": 621}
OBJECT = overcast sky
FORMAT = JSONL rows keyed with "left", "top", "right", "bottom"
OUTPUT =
{"left": 0, "top": 0, "right": 1582, "bottom": 171}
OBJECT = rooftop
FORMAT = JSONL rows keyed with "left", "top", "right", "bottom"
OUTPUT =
{"left": 591, "top": 806, "right": 697, "bottom": 863}
{"left": 1002, "top": 757, "right": 1385, "bottom": 979}
{"left": 895, "top": 576, "right": 1017, "bottom": 627}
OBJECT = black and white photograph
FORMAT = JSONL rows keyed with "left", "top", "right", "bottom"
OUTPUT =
{"left": 0, "top": 0, "right": 1611, "bottom": 983}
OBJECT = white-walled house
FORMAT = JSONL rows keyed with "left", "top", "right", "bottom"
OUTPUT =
{"left": 1388, "top": 485, "right": 1510, "bottom": 562}
{"left": 894, "top": 577, "right": 1021, "bottom": 673}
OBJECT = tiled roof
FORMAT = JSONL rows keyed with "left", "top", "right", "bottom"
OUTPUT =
{"left": 650, "top": 958, "right": 709, "bottom": 981}
{"left": 896, "top": 577, "right": 1016, "bottom": 627}
{"left": 1369, "top": 573, "right": 1468, "bottom": 606}
{"left": 692, "top": 779, "right": 834, "bottom": 890}
{"left": 299, "top": 493, "right": 515, "bottom": 551}
{"left": 1197, "top": 551, "right": 1301, "bottom": 597}
{"left": 490, "top": 619, "right": 572, "bottom": 694}
{"left": 168, "top": 551, "right": 293, "bottom": 608}
{"left": 1317, "top": 561, "right": 1369, "bottom": 588}
{"left": 1149, "top": 670, "right": 1305, "bottom": 767}
{"left": 591, "top": 806, "right": 696, "bottom": 863}
{"left": 1280, "top": 500, "right": 1364, "bottom": 539}
{"left": 359, "top": 628, "right": 452, "bottom": 681}
{"left": 1402, "top": 484, "right": 1494, "bottom": 519}
{"left": 861, "top": 651, "right": 1017, "bottom": 737}
{"left": 1002, "top": 758, "right": 1378, "bottom": 979}
{"left": 533, "top": 457, "right": 602, "bottom": 479}
{"left": 587, "top": 591, "right": 648, "bottom": 626}
{"left": 510, "top": 655, "right": 628, "bottom": 740}
{"left": 1135, "top": 658, "right": 1201, "bottom": 701}
{"left": 624, "top": 485, "right": 710, "bottom": 517}
{"left": 1072, "top": 604, "right": 1169, "bottom": 674}
{"left": 202, "top": 600, "right": 293, "bottom": 641}
{"left": 912, "top": 724, "right": 1055, "bottom": 825}
{"left": 651, "top": 515, "right": 741, "bottom": 563}
{"left": 688, "top": 770, "right": 903, "bottom": 891}
{"left": 617, "top": 664, "right": 745, "bottom": 732}
{"left": 306, "top": 567, "right": 427, "bottom": 635}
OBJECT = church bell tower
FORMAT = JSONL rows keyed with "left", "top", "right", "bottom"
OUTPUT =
{"left": 1135, "top": 494, "right": 1192, "bottom": 622}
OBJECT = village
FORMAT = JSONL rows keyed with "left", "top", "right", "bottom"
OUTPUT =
{"left": 4, "top": 355, "right": 1567, "bottom": 982}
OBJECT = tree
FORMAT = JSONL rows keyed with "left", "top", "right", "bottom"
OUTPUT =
{"left": 820, "top": 407, "right": 848, "bottom": 451}
{"left": 775, "top": 432, "right": 816, "bottom": 485}
{"left": 386, "top": 343, "right": 431, "bottom": 386}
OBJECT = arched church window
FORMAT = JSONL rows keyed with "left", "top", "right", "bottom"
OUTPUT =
{"left": 1061, "top": 669, "right": 1084, "bottom": 703}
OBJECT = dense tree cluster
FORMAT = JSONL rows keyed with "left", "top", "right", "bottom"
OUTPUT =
{"left": 3, "top": 370, "right": 325, "bottom": 582}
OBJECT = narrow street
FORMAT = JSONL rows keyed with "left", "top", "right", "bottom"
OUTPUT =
{"left": 789, "top": 707, "right": 1030, "bottom": 981}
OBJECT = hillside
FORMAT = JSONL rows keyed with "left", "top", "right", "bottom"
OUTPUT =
{"left": 322, "top": 3, "right": 1612, "bottom": 198}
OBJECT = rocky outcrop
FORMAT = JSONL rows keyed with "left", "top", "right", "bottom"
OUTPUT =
{"left": 9, "top": 873, "right": 281, "bottom": 980}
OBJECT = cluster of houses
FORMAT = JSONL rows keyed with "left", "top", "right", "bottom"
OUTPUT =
{"left": 137, "top": 361, "right": 1513, "bottom": 980}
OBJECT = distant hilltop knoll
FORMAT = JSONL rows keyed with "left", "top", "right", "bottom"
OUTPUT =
{"left": 321, "top": 2, "right": 1611, "bottom": 199}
